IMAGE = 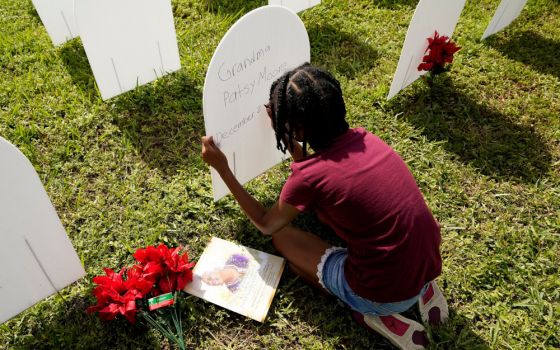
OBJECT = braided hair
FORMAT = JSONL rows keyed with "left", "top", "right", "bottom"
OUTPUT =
{"left": 268, "top": 63, "right": 348, "bottom": 156}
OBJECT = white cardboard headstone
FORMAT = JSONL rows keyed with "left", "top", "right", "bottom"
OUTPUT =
{"left": 0, "top": 137, "right": 85, "bottom": 324}
{"left": 31, "top": 0, "right": 78, "bottom": 46}
{"left": 203, "top": 6, "right": 310, "bottom": 201}
{"left": 74, "top": 0, "right": 181, "bottom": 100}
{"left": 481, "top": 0, "right": 529, "bottom": 40}
{"left": 268, "top": 0, "right": 320, "bottom": 13}
{"left": 387, "top": 0, "right": 466, "bottom": 100}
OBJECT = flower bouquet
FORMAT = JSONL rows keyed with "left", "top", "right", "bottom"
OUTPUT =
{"left": 88, "top": 244, "right": 195, "bottom": 350}
{"left": 417, "top": 31, "right": 461, "bottom": 86}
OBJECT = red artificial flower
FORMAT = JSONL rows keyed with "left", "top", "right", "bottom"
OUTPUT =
{"left": 161, "top": 246, "right": 196, "bottom": 292}
{"left": 126, "top": 266, "right": 155, "bottom": 295}
{"left": 87, "top": 267, "right": 149, "bottom": 324}
{"left": 417, "top": 31, "right": 461, "bottom": 73}
{"left": 88, "top": 244, "right": 194, "bottom": 332}
{"left": 133, "top": 245, "right": 165, "bottom": 284}
{"left": 133, "top": 244, "right": 195, "bottom": 294}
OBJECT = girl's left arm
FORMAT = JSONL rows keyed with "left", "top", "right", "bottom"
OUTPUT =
{"left": 201, "top": 136, "right": 299, "bottom": 235}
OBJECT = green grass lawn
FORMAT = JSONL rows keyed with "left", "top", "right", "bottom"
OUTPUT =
{"left": 1, "top": 0, "right": 559, "bottom": 348}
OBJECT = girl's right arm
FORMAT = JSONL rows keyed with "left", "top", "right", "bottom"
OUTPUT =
{"left": 201, "top": 136, "right": 299, "bottom": 235}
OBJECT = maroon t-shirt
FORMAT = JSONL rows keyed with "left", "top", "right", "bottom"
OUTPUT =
{"left": 280, "top": 128, "right": 442, "bottom": 303}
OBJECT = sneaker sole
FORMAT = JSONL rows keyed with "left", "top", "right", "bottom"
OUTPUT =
{"left": 419, "top": 281, "right": 449, "bottom": 325}
{"left": 355, "top": 312, "right": 428, "bottom": 350}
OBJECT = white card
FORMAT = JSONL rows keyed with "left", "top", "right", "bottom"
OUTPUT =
{"left": 387, "top": 0, "right": 466, "bottom": 100}
{"left": 74, "top": 0, "right": 181, "bottom": 100}
{"left": 0, "top": 137, "right": 85, "bottom": 324}
{"left": 268, "top": 0, "right": 321, "bottom": 13}
{"left": 31, "top": 0, "right": 78, "bottom": 46}
{"left": 203, "top": 6, "right": 310, "bottom": 201}
{"left": 481, "top": 0, "right": 529, "bottom": 40}
{"left": 184, "top": 237, "right": 285, "bottom": 322}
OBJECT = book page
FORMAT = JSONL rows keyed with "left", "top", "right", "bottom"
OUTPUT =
{"left": 184, "top": 237, "right": 285, "bottom": 322}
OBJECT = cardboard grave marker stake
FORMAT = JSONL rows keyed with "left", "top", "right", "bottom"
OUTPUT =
{"left": 387, "top": 0, "right": 466, "bottom": 99}
{"left": 203, "top": 6, "right": 310, "bottom": 200}
{"left": 0, "top": 137, "right": 85, "bottom": 324}
{"left": 481, "top": 0, "right": 529, "bottom": 40}
{"left": 74, "top": 0, "right": 181, "bottom": 100}
{"left": 268, "top": 0, "right": 321, "bottom": 13}
{"left": 31, "top": 0, "right": 79, "bottom": 46}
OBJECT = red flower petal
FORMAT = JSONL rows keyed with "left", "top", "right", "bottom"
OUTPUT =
{"left": 89, "top": 266, "right": 146, "bottom": 324}
{"left": 177, "top": 269, "right": 194, "bottom": 291}
{"left": 417, "top": 31, "right": 460, "bottom": 74}
{"left": 97, "top": 303, "right": 120, "bottom": 321}
{"left": 158, "top": 273, "right": 177, "bottom": 294}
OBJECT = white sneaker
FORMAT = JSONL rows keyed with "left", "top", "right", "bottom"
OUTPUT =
{"left": 353, "top": 311, "right": 428, "bottom": 349}
{"left": 418, "top": 280, "right": 449, "bottom": 325}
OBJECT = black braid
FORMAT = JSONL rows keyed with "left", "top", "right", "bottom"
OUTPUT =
{"left": 268, "top": 63, "right": 348, "bottom": 155}
{"left": 273, "top": 74, "right": 290, "bottom": 153}
{"left": 284, "top": 81, "right": 297, "bottom": 154}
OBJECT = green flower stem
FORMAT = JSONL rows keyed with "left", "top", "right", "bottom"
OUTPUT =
{"left": 140, "top": 308, "right": 186, "bottom": 350}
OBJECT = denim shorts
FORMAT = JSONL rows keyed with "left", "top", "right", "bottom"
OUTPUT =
{"left": 316, "top": 247, "right": 429, "bottom": 316}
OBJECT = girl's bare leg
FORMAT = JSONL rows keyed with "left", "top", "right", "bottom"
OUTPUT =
{"left": 271, "top": 226, "right": 332, "bottom": 293}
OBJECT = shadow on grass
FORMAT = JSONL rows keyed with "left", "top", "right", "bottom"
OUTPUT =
{"left": 308, "top": 23, "right": 379, "bottom": 79}
{"left": 5, "top": 295, "right": 161, "bottom": 349}
{"left": 26, "top": 4, "right": 41, "bottom": 22}
{"left": 426, "top": 308, "right": 491, "bottom": 350}
{"left": 371, "top": 0, "right": 418, "bottom": 9}
{"left": 205, "top": 0, "right": 266, "bottom": 15}
{"left": 57, "top": 37, "right": 204, "bottom": 175}
{"left": 59, "top": 41, "right": 98, "bottom": 96}
{"left": 488, "top": 31, "right": 560, "bottom": 80}
{"left": 110, "top": 71, "right": 205, "bottom": 175}
{"left": 390, "top": 80, "right": 552, "bottom": 183}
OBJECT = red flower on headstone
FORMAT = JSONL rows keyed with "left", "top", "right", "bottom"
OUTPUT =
{"left": 417, "top": 31, "right": 461, "bottom": 74}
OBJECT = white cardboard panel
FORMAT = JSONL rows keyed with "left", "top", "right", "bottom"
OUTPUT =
{"left": 203, "top": 6, "right": 310, "bottom": 201}
{"left": 268, "top": 0, "right": 320, "bottom": 13}
{"left": 0, "top": 137, "right": 85, "bottom": 324}
{"left": 74, "top": 0, "right": 181, "bottom": 100}
{"left": 481, "top": 0, "right": 529, "bottom": 40}
{"left": 387, "top": 0, "right": 466, "bottom": 100}
{"left": 31, "top": 0, "right": 78, "bottom": 46}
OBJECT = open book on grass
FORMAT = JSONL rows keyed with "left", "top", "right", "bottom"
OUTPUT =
{"left": 184, "top": 237, "right": 285, "bottom": 322}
